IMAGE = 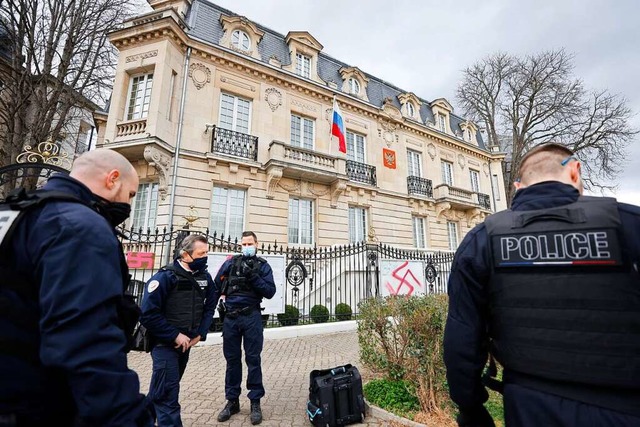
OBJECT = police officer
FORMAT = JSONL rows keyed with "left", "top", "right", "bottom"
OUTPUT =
{"left": 214, "top": 231, "right": 276, "bottom": 425}
{"left": 443, "top": 143, "right": 640, "bottom": 427}
{"left": 140, "top": 234, "right": 219, "bottom": 426}
{"left": 0, "top": 149, "right": 152, "bottom": 426}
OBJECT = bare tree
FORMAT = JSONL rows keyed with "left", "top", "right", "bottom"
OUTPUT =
{"left": 457, "top": 49, "right": 637, "bottom": 206}
{"left": 0, "top": 0, "right": 143, "bottom": 167}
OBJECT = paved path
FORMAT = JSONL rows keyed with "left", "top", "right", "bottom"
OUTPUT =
{"left": 128, "top": 330, "right": 389, "bottom": 426}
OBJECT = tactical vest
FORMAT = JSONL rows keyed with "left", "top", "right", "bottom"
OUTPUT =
{"left": 0, "top": 188, "right": 140, "bottom": 358}
{"left": 224, "top": 255, "right": 266, "bottom": 298}
{"left": 484, "top": 196, "right": 640, "bottom": 389}
{"left": 163, "top": 265, "right": 208, "bottom": 333}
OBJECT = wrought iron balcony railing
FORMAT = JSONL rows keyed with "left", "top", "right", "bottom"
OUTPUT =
{"left": 407, "top": 176, "right": 433, "bottom": 198}
{"left": 210, "top": 125, "right": 258, "bottom": 161}
{"left": 346, "top": 160, "right": 376, "bottom": 186}
{"left": 478, "top": 192, "right": 491, "bottom": 210}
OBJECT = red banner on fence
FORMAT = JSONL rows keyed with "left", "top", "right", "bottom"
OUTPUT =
{"left": 126, "top": 251, "right": 155, "bottom": 269}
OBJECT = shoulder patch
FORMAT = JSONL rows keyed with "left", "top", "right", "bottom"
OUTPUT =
{"left": 148, "top": 280, "right": 160, "bottom": 293}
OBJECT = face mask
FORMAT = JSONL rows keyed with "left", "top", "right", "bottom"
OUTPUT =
{"left": 187, "top": 256, "right": 208, "bottom": 272}
{"left": 92, "top": 195, "right": 131, "bottom": 227}
{"left": 241, "top": 246, "right": 256, "bottom": 258}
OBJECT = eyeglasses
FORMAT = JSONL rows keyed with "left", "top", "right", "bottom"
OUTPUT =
{"left": 560, "top": 155, "right": 579, "bottom": 166}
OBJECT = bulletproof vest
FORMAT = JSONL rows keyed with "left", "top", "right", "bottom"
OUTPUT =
{"left": 225, "top": 255, "right": 263, "bottom": 298}
{"left": 484, "top": 196, "right": 640, "bottom": 389}
{"left": 163, "top": 265, "right": 208, "bottom": 333}
{"left": 0, "top": 188, "right": 139, "bottom": 359}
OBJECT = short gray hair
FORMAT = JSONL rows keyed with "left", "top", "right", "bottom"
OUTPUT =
{"left": 179, "top": 234, "right": 208, "bottom": 256}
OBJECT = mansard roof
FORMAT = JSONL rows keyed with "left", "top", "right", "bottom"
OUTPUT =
{"left": 187, "top": 0, "right": 485, "bottom": 150}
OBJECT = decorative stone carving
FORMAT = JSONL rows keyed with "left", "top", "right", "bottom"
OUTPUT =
{"left": 307, "top": 182, "right": 329, "bottom": 197}
{"left": 378, "top": 120, "right": 398, "bottom": 148}
{"left": 264, "top": 88, "right": 282, "bottom": 112}
{"left": 330, "top": 180, "right": 347, "bottom": 208}
{"left": 265, "top": 167, "right": 283, "bottom": 199}
{"left": 278, "top": 179, "right": 301, "bottom": 194}
{"left": 189, "top": 63, "right": 211, "bottom": 90}
{"left": 458, "top": 154, "right": 466, "bottom": 170}
{"left": 482, "top": 162, "right": 490, "bottom": 176}
{"left": 435, "top": 201, "right": 452, "bottom": 220}
{"left": 220, "top": 75, "right": 256, "bottom": 92}
{"left": 466, "top": 208, "right": 484, "bottom": 227}
{"left": 126, "top": 50, "right": 158, "bottom": 63}
{"left": 291, "top": 97, "right": 318, "bottom": 113}
{"left": 381, "top": 97, "right": 402, "bottom": 121}
{"left": 143, "top": 146, "right": 171, "bottom": 200}
{"left": 426, "top": 143, "right": 437, "bottom": 160}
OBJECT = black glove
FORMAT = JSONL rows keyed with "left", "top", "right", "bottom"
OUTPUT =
{"left": 246, "top": 264, "right": 260, "bottom": 282}
{"left": 456, "top": 405, "right": 495, "bottom": 427}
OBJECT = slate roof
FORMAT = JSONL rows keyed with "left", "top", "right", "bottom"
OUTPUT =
{"left": 187, "top": 0, "right": 486, "bottom": 150}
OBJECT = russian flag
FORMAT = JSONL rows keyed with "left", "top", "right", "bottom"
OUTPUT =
{"left": 331, "top": 97, "right": 347, "bottom": 153}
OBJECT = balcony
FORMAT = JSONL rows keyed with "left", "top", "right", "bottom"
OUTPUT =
{"left": 210, "top": 125, "right": 258, "bottom": 161}
{"left": 346, "top": 160, "right": 377, "bottom": 186}
{"left": 434, "top": 184, "right": 492, "bottom": 211}
{"left": 116, "top": 118, "right": 147, "bottom": 138}
{"left": 478, "top": 193, "right": 491, "bottom": 210}
{"left": 407, "top": 176, "right": 433, "bottom": 198}
{"left": 265, "top": 140, "right": 347, "bottom": 184}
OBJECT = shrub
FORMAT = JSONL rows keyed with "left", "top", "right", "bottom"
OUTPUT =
{"left": 357, "top": 294, "right": 450, "bottom": 415}
{"left": 277, "top": 304, "right": 300, "bottom": 326}
{"left": 334, "top": 303, "right": 353, "bottom": 321}
{"left": 310, "top": 304, "right": 330, "bottom": 323}
{"left": 363, "top": 379, "right": 420, "bottom": 418}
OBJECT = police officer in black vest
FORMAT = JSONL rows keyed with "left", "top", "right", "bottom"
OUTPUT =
{"left": 443, "top": 143, "right": 640, "bottom": 427}
{"left": 140, "top": 234, "right": 218, "bottom": 426}
{"left": 214, "top": 231, "right": 276, "bottom": 425}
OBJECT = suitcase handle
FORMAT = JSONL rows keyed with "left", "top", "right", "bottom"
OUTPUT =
{"left": 331, "top": 366, "right": 346, "bottom": 375}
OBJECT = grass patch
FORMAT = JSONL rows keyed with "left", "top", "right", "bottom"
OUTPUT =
{"left": 363, "top": 378, "right": 420, "bottom": 420}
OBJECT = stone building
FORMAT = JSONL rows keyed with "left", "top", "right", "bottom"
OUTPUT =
{"left": 97, "top": 0, "right": 507, "bottom": 251}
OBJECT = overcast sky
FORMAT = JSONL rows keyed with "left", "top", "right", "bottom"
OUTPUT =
{"left": 204, "top": 0, "right": 640, "bottom": 204}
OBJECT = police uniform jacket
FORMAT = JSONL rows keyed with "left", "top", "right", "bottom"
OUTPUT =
{"left": 0, "top": 174, "right": 149, "bottom": 425}
{"left": 140, "top": 259, "right": 219, "bottom": 344}
{"left": 214, "top": 255, "right": 276, "bottom": 310}
{"left": 443, "top": 181, "right": 640, "bottom": 417}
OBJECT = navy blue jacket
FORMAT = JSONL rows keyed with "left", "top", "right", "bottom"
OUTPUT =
{"left": 140, "top": 260, "right": 218, "bottom": 344}
{"left": 0, "top": 174, "right": 148, "bottom": 425}
{"left": 213, "top": 255, "right": 276, "bottom": 309}
{"left": 443, "top": 181, "right": 640, "bottom": 413}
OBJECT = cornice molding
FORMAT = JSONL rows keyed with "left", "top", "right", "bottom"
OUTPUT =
{"left": 110, "top": 24, "right": 500, "bottom": 162}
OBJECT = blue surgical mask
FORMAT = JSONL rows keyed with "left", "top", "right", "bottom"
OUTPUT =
{"left": 241, "top": 246, "right": 256, "bottom": 258}
{"left": 187, "top": 256, "right": 208, "bottom": 272}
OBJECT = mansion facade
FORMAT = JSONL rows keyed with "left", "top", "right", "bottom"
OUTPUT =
{"left": 97, "top": 0, "right": 507, "bottom": 251}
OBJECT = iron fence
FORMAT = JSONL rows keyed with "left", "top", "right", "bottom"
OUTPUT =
{"left": 121, "top": 227, "right": 455, "bottom": 329}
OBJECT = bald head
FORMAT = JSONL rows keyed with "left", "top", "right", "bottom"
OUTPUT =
{"left": 516, "top": 143, "right": 583, "bottom": 194}
{"left": 70, "top": 148, "right": 139, "bottom": 203}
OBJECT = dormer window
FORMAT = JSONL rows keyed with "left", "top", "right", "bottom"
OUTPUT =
{"left": 398, "top": 92, "right": 422, "bottom": 122}
{"left": 465, "top": 129, "right": 472, "bottom": 141}
{"left": 231, "top": 30, "right": 250, "bottom": 51}
{"left": 296, "top": 53, "right": 311, "bottom": 78}
{"left": 219, "top": 15, "right": 265, "bottom": 60}
{"left": 339, "top": 66, "right": 369, "bottom": 102}
{"left": 348, "top": 78, "right": 360, "bottom": 95}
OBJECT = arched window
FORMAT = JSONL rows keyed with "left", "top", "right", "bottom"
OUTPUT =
{"left": 231, "top": 30, "right": 250, "bottom": 50}
{"left": 407, "top": 102, "right": 415, "bottom": 118}
{"left": 348, "top": 78, "right": 360, "bottom": 95}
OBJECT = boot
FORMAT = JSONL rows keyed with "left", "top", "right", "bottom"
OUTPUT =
{"left": 250, "top": 399, "right": 263, "bottom": 425}
{"left": 217, "top": 399, "right": 240, "bottom": 422}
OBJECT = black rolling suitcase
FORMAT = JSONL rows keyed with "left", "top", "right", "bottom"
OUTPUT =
{"left": 307, "top": 364, "right": 365, "bottom": 426}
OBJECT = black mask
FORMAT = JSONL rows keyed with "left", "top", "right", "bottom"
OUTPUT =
{"left": 92, "top": 195, "right": 132, "bottom": 227}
